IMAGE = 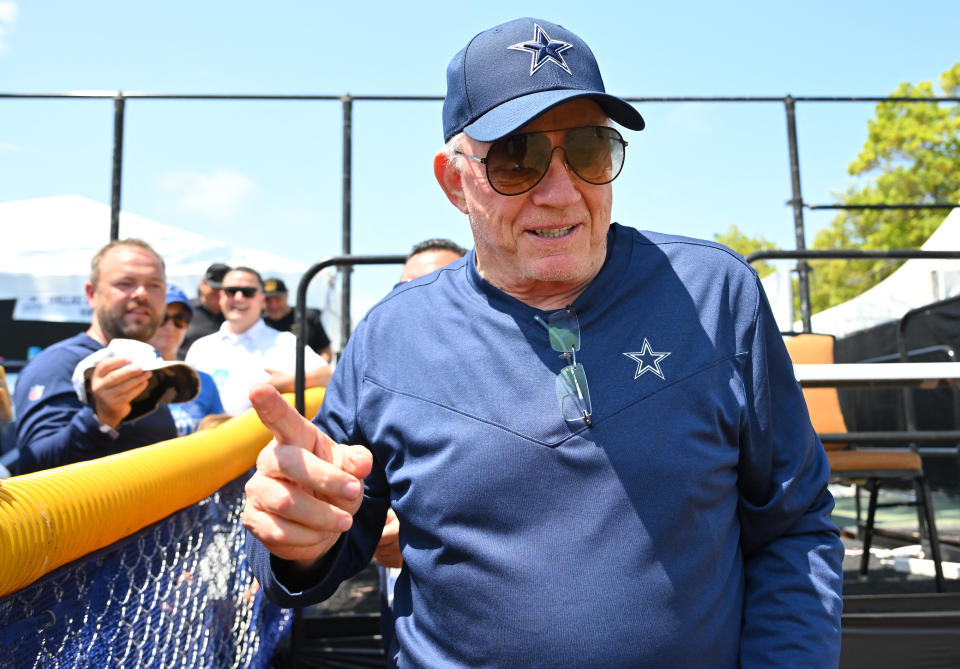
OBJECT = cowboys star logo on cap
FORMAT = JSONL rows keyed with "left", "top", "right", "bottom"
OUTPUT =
{"left": 508, "top": 23, "right": 574, "bottom": 76}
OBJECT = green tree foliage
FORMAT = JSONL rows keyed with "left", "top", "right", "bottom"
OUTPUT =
{"left": 809, "top": 62, "right": 960, "bottom": 312}
{"left": 713, "top": 225, "right": 780, "bottom": 278}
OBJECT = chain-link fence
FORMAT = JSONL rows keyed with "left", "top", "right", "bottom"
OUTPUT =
{"left": 0, "top": 475, "right": 291, "bottom": 669}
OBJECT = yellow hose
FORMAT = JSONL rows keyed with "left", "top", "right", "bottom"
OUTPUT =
{"left": 0, "top": 388, "right": 325, "bottom": 598}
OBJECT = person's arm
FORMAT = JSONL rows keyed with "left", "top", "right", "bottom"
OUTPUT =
{"left": 307, "top": 310, "right": 333, "bottom": 362}
{"left": 16, "top": 389, "right": 120, "bottom": 473}
{"left": 262, "top": 364, "right": 332, "bottom": 393}
{"left": 737, "top": 280, "right": 843, "bottom": 667}
{"left": 373, "top": 508, "right": 403, "bottom": 568}
{"left": 264, "top": 339, "right": 333, "bottom": 392}
{"left": 15, "top": 356, "right": 152, "bottom": 472}
{"left": 246, "top": 322, "right": 389, "bottom": 606}
{"left": 242, "top": 384, "right": 382, "bottom": 604}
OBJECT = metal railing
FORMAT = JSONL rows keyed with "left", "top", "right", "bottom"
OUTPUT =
{"left": 294, "top": 255, "right": 406, "bottom": 415}
{"left": 751, "top": 248, "right": 960, "bottom": 453}
{"left": 3, "top": 91, "right": 958, "bottom": 347}
{"left": 746, "top": 248, "right": 960, "bottom": 331}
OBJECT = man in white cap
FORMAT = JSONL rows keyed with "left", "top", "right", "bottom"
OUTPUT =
{"left": 14, "top": 239, "right": 179, "bottom": 473}
{"left": 243, "top": 18, "right": 843, "bottom": 667}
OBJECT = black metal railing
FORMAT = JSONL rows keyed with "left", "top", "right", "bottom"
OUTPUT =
{"left": 3, "top": 91, "right": 957, "bottom": 348}
{"left": 746, "top": 248, "right": 960, "bottom": 331}
{"left": 749, "top": 248, "right": 960, "bottom": 453}
{"left": 294, "top": 255, "right": 406, "bottom": 415}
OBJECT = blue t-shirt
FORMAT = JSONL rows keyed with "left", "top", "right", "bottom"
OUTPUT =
{"left": 168, "top": 370, "right": 224, "bottom": 436}
{"left": 14, "top": 333, "right": 178, "bottom": 473}
{"left": 250, "top": 224, "right": 844, "bottom": 668}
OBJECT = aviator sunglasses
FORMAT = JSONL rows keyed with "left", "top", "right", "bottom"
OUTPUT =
{"left": 457, "top": 125, "right": 627, "bottom": 196}
{"left": 222, "top": 286, "right": 259, "bottom": 299}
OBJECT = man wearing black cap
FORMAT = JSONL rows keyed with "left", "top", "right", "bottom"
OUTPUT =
{"left": 178, "top": 262, "right": 229, "bottom": 359}
{"left": 262, "top": 277, "right": 332, "bottom": 362}
{"left": 244, "top": 18, "right": 842, "bottom": 667}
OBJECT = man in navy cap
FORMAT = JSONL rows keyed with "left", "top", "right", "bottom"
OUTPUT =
{"left": 244, "top": 18, "right": 843, "bottom": 667}
{"left": 149, "top": 283, "right": 225, "bottom": 436}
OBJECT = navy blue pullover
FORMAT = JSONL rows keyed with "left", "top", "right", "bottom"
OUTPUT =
{"left": 250, "top": 224, "right": 843, "bottom": 668}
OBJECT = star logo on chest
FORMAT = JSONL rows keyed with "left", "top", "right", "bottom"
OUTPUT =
{"left": 508, "top": 23, "right": 574, "bottom": 76}
{"left": 623, "top": 339, "right": 671, "bottom": 381}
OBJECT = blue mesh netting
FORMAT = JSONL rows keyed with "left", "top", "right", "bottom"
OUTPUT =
{"left": 0, "top": 475, "right": 292, "bottom": 668}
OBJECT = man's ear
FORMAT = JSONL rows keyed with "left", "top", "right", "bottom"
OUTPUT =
{"left": 84, "top": 281, "right": 96, "bottom": 306}
{"left": 434, "top": 151, "right": 469, "bottom": 214}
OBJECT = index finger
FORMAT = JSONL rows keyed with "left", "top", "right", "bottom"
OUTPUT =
{"left": 249, "top": 382, "right": 338, "bottom": 461}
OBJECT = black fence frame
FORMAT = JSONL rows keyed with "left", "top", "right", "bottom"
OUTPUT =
{"left": 3, "top": 91, "right": 958, "bottom": 347}
{"left": 748, "top": 248, "right": 960, "bottom": 454}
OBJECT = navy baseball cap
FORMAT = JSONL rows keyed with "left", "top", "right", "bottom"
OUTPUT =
{"left": 442, "top": 17, "right": 645, "bottom": 142}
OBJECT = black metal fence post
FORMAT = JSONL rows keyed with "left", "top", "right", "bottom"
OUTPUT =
{"left": 783, "top": 95, "right": 811, "bottom": 332}
{"left": 339, "top": 95, "right": 354, "bottom": 360}
{"left": 110, "top": 93, "right": 126, "bottom": 242}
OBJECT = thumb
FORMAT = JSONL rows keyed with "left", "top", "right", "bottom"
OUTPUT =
{"left": 249, "top": 382, "right": 338, "bottom": 462}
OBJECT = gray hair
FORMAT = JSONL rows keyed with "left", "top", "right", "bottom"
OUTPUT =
{"left": 441, "top": 132, "right": 465, "bottom": 171}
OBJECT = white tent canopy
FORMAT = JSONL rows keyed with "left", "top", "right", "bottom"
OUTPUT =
{"left": 760, "top": 207, "right": 960, "bottom": 337}
{"left": 0, "top": 195, "right": 339, "bottom": 340}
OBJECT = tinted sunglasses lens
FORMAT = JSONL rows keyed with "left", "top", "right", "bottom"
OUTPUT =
{"left": 556, "top": 363, "right": 592, "bottom": 422}
{"left": 163, "top": 313, "right": 191, "bottom": 328}
{"left": 546, "top": 309, "right": 580, "bottom": 352}
{"left": 224, "top": 286, "right": 258, "bottom": 298}
{"left": 485, "top": 133, "right": 552, "bottom": 195}
{"left": 484, "top": 127, "right": 624, "bottom": 195}
{"left": 565, "top": 127, "right": 624, "bottom": 184}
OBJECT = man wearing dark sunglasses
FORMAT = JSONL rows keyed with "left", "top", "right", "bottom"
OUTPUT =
{"left": 185, "top": 267, "right": 331, "bottom": 416}
{"left": 149, "top": 284, "right": 225, "bottom": 436}
{"left": 245, "top": 17, "right": 842, "bottom": 668}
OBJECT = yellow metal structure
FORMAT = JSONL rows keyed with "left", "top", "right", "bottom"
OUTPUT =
{"left": 0, "top": 388, "right": 325, "bottom": 598}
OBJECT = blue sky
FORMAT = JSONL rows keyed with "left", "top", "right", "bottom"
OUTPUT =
{"left": 1, "top": 1, "right": 958, "bottom": 318}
